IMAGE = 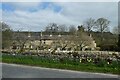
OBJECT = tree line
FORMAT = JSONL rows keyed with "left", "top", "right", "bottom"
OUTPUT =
{"left": 1, "top": 17, "right": 120, "bottom": 51}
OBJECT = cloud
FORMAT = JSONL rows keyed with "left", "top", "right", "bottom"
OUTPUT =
{"left": 2, "top": 2, "right": 118, "bottom": 32}
{"left": 0, "top": 9, "right": 2, "bottom": 21}
{"left": 2, "top": 0, "right": 119, "bottom": 2}
{"left": 54, "top": 2, "right": 118, "bottom": 30}
{"left": 2, "top": 8, "right": 78, "bottom": 31}
{"left": 2, "top": 2, "right": 42, "bottom": 11}
{"left": 9, "top": 2, "right": 40, "bottom": 8}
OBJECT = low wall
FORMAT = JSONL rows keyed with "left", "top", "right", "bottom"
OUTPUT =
{"left": 1, "top": 49, "right": 119, "bottom": 55}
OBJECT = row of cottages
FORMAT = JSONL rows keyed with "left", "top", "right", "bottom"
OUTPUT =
{"left": 11, "top": 31, "right": 97, "bottom": 51}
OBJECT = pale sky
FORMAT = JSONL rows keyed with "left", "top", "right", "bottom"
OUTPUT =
{"left": 0, "top": 1, "right": 118, "bottom": 32}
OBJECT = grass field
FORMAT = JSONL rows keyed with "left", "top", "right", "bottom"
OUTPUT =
{"left": 2, "top": 54, "right": 120, "bottom": 74}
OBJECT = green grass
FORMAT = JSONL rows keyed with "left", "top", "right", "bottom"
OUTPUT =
{"left": 2, "top": 54, "right": 120, "bottom": 74}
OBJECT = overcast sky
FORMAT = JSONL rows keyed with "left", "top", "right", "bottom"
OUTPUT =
{"left": 1, "top": 2, "right": 118, "bottom": 32}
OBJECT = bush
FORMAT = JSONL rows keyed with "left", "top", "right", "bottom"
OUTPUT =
{"left": 100, "top": 44, "right": 119, "bottom": 51}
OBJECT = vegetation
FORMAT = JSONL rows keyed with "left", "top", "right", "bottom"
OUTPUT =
{"left": 83, "top": 18, "right": 95, "bottom": 35}
{"left": 1, "top": 22, "right": 13, "bottom": 49}
{"left": 1, "top": 18, "right": 120, "bottom": 74}
{"left": 2, "top": 54, "right": 120, "bottom": 74}
{"left": 2, "top": 19, "right": 119, "bottom": 52}
{"left": 91, "top": 32, "right": 118, "bottom": 51}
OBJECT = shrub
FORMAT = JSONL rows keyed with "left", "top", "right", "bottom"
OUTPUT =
{"left": 100, "top": 44, "right": 119, "bottom": 51}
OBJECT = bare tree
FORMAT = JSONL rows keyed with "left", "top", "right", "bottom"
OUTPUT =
{"left": 95, "top": 18, "right": 110, "bottom": 43}
{"left": 69, "top": 25, "right": 77, "bottom": 34}
{"left": 58, "top": 24, "right": 68, "bottom": 32}
{"left": 57, "top": 30, "right": 94, "bottom": 51}
{"left": 13, "top": 30, "right": 30, "bottom": 53}
{"left": 45, "top": 23, "right": 58, "bottom": 33}
{"left": 83, "top": 18, "right": 95, "bottom": 35}
{"left": 72, "top": 31, "right": 93, "bottom": 51}
{"left": 53, "top": 25, "right": 94, "bottom": 51}
{"left": 96, "top": 18, "right": 110, "bottom": 33}
{"left": 45, "top": 23, "right": 68, "bottom": 33}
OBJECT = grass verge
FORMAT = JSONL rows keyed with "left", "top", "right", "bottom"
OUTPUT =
{"left": 2, "top": 54, "right": 120, "bottom": 74}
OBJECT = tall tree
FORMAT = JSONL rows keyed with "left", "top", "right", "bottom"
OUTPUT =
{"left": 83, "top": 18, "right": 95, "bottom": 35}
{"left": 96, "top": 18, "right": 110, "bottom": 33}
{"left": 58, "top": 24, "right": 68, "bottom": 32}
{"left": 69, "top": 25, "right": 77, "bottom": 34}
{"left": 95, "top": 18, "right": 110, "bottom": 44}
{"left": 45, "top": 23, "right": 58, "bottom": 33}
{"left": 1, "top": 22, "right": 13, "bottom": 49}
